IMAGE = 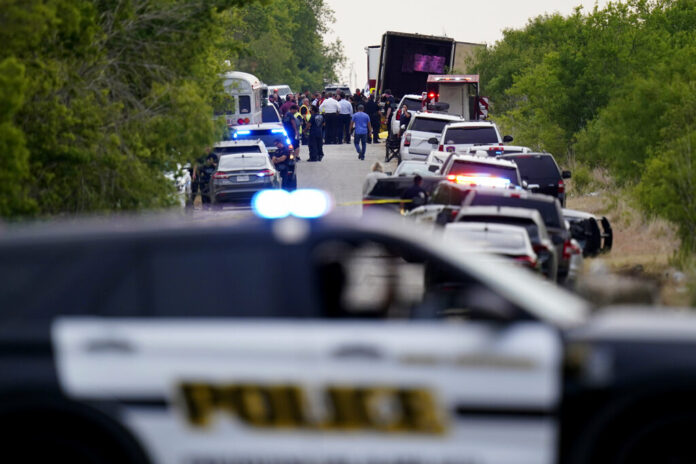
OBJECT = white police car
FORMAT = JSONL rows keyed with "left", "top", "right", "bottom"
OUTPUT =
{"left": 0, "top": 191, "right": 693, "bottom": 464}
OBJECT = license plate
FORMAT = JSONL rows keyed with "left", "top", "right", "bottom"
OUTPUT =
{"left": 236, "top": 175, "right": 249, "bottom": 182}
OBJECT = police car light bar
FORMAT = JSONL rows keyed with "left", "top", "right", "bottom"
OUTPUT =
{"left": 272, "top": 129, "right": 287, "bottom": 134}
{"left": 252, "top": 189, "right": 333, "bottom": 219}
{"left": 447, "top": 174, "right": 511, "bottom": 188}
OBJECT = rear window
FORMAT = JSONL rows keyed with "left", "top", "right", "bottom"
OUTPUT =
{"left": 401, "top": 98, "right": 422, "bottom": 110}
{"left": 449, "top": 161, "right": 519, "bottom": 185}
{"left": 431, "top": 184, "right": 471, "bottom": 205}
{"left": 469, "top": 195, "right": 562, "bottom": 229}
{"left": 410, "top": 117, "right": 455, "bottom": 134}
{"left": 369, "top": 181, "right": 411, "bottom": 197}
{"left": 239, "top": 95, "right": 251, "bottom": 114}
{"left": 458, "top": 216, "right": 539, "bottom": 242}
{"left": 445, "top": 227, "right": 527, "bottom": 250}
{"left": 444, "top": 127, "right": 499, "bottom": 145}
{"left": 506, "top": 155, "right": 560, "bottom": 180}
{"left": 214, "top": 145, "right": 262, "bottom": 155}
{"left": 218, "top": 155, "right": 267, "bottom": 170}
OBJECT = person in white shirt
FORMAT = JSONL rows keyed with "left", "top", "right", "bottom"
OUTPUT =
{"left": 337, "top": 93, "right": 354, "bottom": 144}
{"left": 319, "top": 93, "right": 340, "bottom": 144}
{"left": 362, "top": 161, "right": 389, "bottom": 196}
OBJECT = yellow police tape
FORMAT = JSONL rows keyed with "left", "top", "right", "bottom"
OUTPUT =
{"left": 337, "top": 199, "right": 412, "bottom": 207}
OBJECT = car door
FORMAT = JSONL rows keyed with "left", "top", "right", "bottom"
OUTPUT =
{"left": 52, "top": 230, "right": 563, "bottom": 464}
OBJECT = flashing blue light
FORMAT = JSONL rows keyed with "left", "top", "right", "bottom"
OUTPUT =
{"left": 232, "top": 133, "right": 238, "bottom": 139}
{"left": 286, "top": 137, "right": 292, "bottom": 145}
{"left": 236, "top": 130, "right": 251, "bottom": 135}
{"left": 272, "top": 129, "right": 287, "bottom": 134}
{"left": 290, "top": 190, "right": 333, "bottom": 218}
{"left": 252, "top": 189, "right": 333, "bottom": 219}
{"left": 252, "top": 190, "right": 291, "bottom": 219}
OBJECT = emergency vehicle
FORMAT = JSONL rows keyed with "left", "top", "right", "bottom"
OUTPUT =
{"left": 0, "top": 193, "right": 694, "bottom": 464}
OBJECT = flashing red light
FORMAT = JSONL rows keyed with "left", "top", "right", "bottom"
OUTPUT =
{"left": 428, "top": 92, "right": 436, "bottom": 100}
{"left": 237, "top": 118, "right": 245, "bottom": 125}
{"left": 244, "top": 118, "right": 250, "bottom": 124}
{"left": 438, "top": 145, "right": 444, "bottom": 152}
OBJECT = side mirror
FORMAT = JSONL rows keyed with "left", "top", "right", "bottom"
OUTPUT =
{"left": 527, "top": 183, "right": 540, "bottom": 191}
{"left": 428, "top": 137, "right": 439, "bottom": 145}
{"left": 503, "top": 135, "right": 514, "bottom": 143}
{"left": 385, "top": 171, "right": 392, "bottom": 176}
{"left": 428, "top": 165, "right": 439, "bottom": 173}
{"left": 562, "top": 170, "right": 572, "bottom": 179}
{"left": 522, "top": 180, "right": 528, "bottom": 189}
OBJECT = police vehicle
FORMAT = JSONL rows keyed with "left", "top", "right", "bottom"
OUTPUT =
{"left": 0, "top": 190, "right": 694, "bottom": 464}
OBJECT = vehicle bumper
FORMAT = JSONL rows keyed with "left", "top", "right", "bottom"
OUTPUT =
{"left": 213, "top": 181, "right": 276, "bottom": 203}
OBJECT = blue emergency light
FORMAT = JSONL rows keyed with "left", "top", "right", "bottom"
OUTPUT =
{"left": 252, "top": 189, "right": 333, "bottom": 219}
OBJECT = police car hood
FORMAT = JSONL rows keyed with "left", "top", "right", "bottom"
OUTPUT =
{"left": 570, "top": 305, "right": 696, "bottom": 342}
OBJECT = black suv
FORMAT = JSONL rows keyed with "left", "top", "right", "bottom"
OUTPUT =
{"left": 499, "top": 153, "right": 571, "bottom": 207}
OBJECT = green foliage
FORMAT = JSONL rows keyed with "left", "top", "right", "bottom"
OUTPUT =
{"left": 228, "top": 0, "right": 344, "bottom": 91}
{"left": 471, "top": 0, "right": 696, "bottom": 252}
{"left": 0, "top": 0, "right": 341, "bottom": 218}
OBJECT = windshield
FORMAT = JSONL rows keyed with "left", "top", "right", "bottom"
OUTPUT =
{"left": 444, "top": 127, "right": 499, "bottom": 145}
{"left": 218, "top": 155, "right": 267, "bottom": 170}
{"left": 449, "top": 161, "right": 519, "bottom": 185}
{"left": 410, "top": 117, "right": 458, "bottom": 134}
{"left": 401, "top": 98, "right": 422, "bottom": 110}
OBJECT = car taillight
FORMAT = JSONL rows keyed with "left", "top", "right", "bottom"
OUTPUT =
{"left": 558, "top": 179, "right": 565, "bottom": 194}
{"left": 515, "top": 255, "right": 538, "bottom": 268}
{"left": 562, "top": 239, "right": 573, "bottom": 260}
{"left": 438, "top": 145, "right": 444, "bottom": 151}
{"left": 257, "top": 169, "right": 273, "bottom": 177}
{"left": 213, "top": 171, "right": 229, "bottom": 179}
{"left": 237, "top": 118, "right": 245, "bottom": 125}
{"left": 532, "top": 244, "right": 547, "bottom": 254}
{"left": 404, "top": 133, "right": 411, "bottom": 147}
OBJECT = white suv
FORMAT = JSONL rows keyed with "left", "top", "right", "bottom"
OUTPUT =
{"left": 400, "top": 112, "right": 465, "bottom": 161}
{"left": 437, "top": 121, "right": 512, "bottom": 153}
{"left": 390, "top": 94, "right": 424, "bottom": 136}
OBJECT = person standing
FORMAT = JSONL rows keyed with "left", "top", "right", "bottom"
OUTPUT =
{"left": 320, "top": 92, "right": 339, "bottom": 144}
{"left": 271, "top": 139, "right": 296, "bottom": 190}
{"left": 338, "top": 93, "right": 354, "bottom": 144}
{"left": 350, "top": 104, "right": 372, "bottom": 160}
{"left": 308, "top": 105, "right": 324, "bottom": 162}
{"left": 362, "top": 161, "right": 388, "bottom": 196}
{"left": 280, "top": 94, "right": 295, "bottom": 117}
{"left": 198, "top": 153, "right": 218, "bottom": 209}
{"left": 283, "top": 104, "right": 301, "bottom": 160}
{"left": 364, "top": 94, "right": 381, "bottom": 144}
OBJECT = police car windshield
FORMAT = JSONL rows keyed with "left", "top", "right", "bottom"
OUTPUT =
{"left": 444, "top": 127, "right": 499, "bottom": 145}
{"left": 218, "top": 155, "right": 267, "bottom": 170}
{"left": 449, "top": 161, "right": 519, "bottom": 185}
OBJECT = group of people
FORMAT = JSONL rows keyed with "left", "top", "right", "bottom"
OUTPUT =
{"left": 269, "top": 88, "right": 394, "bottom": 162}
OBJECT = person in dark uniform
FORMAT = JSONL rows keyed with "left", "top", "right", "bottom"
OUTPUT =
{"left": 271, "top": 139, "right": 296, "bottom": 190}
{"left": 399, "top": 104, "right": 412, "bottom": 137}
{"left": 308, "top": 105, "right": 324, "bottom": 162}
{"left": 401, "top": 175, "right": 428, "bottom": 211}
{"left": 364, "top": 94, "right": 380, "bottom": 143}
{"left": 198, "top": 153, "right": 218, "bottom": 209}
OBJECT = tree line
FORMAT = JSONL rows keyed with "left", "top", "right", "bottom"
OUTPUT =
{"left": 0, "top": 0, "right": 343, "bottom": 218}
{"left": 470, "top": 0, "right": 696, "bottom": 252}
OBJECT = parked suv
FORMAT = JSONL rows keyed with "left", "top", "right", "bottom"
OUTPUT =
{"left": 498, "top": 153, "right": 571, "bottom": 207}
{"left": 430, "top": 121, "right": 513, "bottom": 155}
{"left": 400, "top": 112, "right": 465, "bottom": 161}
{"left": 390, "top": 94, "right": 424, "bottom": 136}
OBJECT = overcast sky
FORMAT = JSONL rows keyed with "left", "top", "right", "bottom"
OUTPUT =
{"left": 324, "top": 0, "right": 611, "bottom": 88}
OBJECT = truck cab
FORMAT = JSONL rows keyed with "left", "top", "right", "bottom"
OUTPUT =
{"left": 425, "top": 74, "right": 483, "bottom": 120}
